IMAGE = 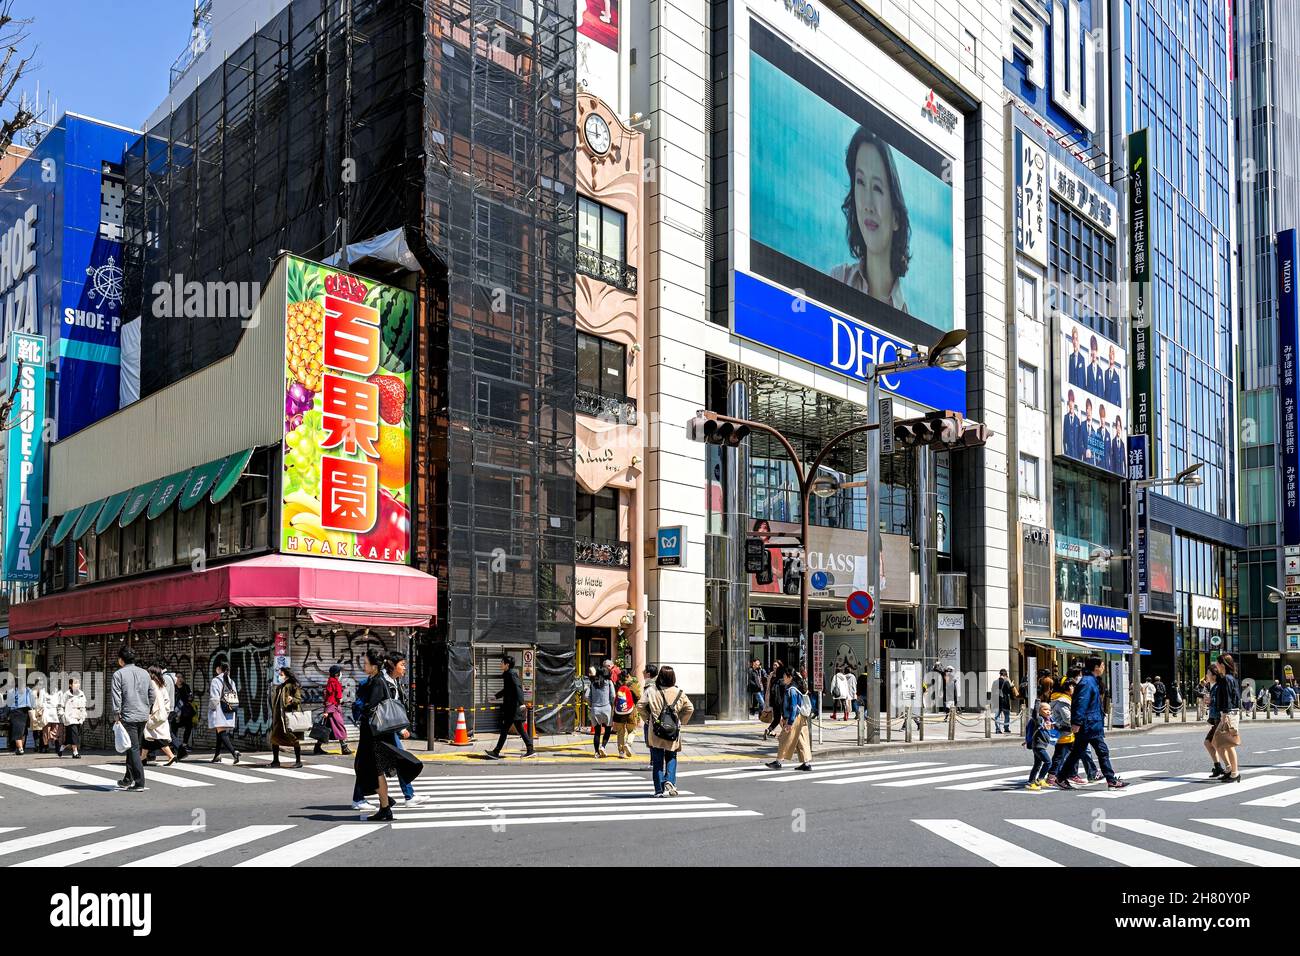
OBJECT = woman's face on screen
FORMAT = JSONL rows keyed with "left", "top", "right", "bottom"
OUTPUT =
{"left": 853, "top": 141, "right": 897, "bottom": 268}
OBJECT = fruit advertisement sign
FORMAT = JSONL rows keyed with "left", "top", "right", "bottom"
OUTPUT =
{"left": 281, "top": 257, "right": 412, "bottom": 564}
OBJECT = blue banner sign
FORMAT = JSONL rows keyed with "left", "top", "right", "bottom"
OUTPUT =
{"left": 1060, "top": 601, "right": 1129, "bottom": 642}
{"left": 1280, "top": 229, "right": 1300, "bottom": 546}
{"left": 733, "top": 271, "right": 966, "bottom": 413}
{"left": 4, "top": 332, "right": 46, "bottom": 581}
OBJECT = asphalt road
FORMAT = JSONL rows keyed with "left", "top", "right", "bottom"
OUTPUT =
{"left": 4, "top": 720, "right": 1300, "bottom": 867}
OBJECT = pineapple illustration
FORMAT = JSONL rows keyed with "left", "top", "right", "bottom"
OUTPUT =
{"left": 286, "top": 266, "right": 325, "bottom": 392}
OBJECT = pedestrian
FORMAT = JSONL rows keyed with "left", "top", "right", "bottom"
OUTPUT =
{"left": 1140, "top": 676, "right": 1156, "bottom": 715}
{"left": 6, "top": 680, "right": 31, "bottom": 754}
{"left": 831, "top": 664, "right": 855, "bottom": 721}
{"left": 1043, "top": 678, "right": 1097, "bottom": 786}
{"left": 1024, "top": 700, "right": 1055, "bottom": 790}
{"left": 384, "top": 652, "right": 423, "bottom": 806}
{"left": 992, "top": 668, "right": 1013, "bottom": 734}
{"left": 315, "top": 664, "right": 353, "bottom": 756}
{"left": 484, "top": 654, "right": 536, "bottom": 759}
{"left": 1153, "top": 676, "right": 1166, "bottom": 714}
{"left": 586, "top": 665, "right": 616, "bottom": 757}
{"left": 170, "top": 672, "right": 196, "bottom": 759}
{"left": 352, "top": 648, "right": 422, "bottom": 821}
{"left": 613, "top": 669, "right": 640, "bottom": 757}
{"left": 765, "top": 670, "right": 813, "bottom": 772}
{"left": 855, "top": 664, "right": 870, "bottom": 720}
{"left": 208, "top": 661, "right": 241, "bottom": 765}
{"left": 1054, "top": 657, "right": 1126, "bottom": 790}
{"left": 641, "top": 663, "right": 658, "bottom": 760}
{"left": 110, "top": 645, "right": 156, "bottom": 792}
{"left": 940, "top": 666, "right": 958, "bottom": 710}
{"left": 1212, "top": 655, "right": 1242, "bottom": 783}
{"left": 747, "top": 658, "right": 767, "bottom": 717}
{"left": 1203, "top": 667, "right": 1224, "bottom": 778}
{"left": 639, "top": 665, "right": 693, "bottom": 796}
{"left": 764, "top": 661, "right": 786, "bottom": 738}
{"left": 269, "top": 666, "right": 306, "bottom": 768}
{"left": 605, "top": 658, "right": 621, "bottom": 687}
{"left": 30, "top": 678, "right": 55, "bottom": 754}
{"left": 58, "top": 678, "right": 86, "bottom": 759}
{"left": 143, "top": 666, "right": 177, "bottom": 767}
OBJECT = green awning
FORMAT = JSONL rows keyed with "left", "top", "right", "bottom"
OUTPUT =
{"left": 26, "top": 514, "right": 56, "bottom": 554}
{"left": 51, "top": 507, "right": 84, "bottom": 547}
{"left": 210, "top": 446, "right": 256, "bottom": 505}
{"left": 119, "top": 479, "right": 160, "bottom": 528}
{"left": 72, "top": 499, "right": 107, "bottom": 540}
{"left": 95, "top": 490, "right": 132, "bottom": 533}
{"left": 146, "top": 468, "right": 192, "bottom": 520}
{"left": 178, "top": 455, "right": 231, "bottom": 512}
{"left": 1023, "top": 637, "right": 1086, "bottom": 654}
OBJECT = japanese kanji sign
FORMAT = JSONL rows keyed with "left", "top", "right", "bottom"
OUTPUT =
{"left": 3, "top": 332, "right": 45, "bottom": 582}
{"left": 280, "top": 257, "right": 412, "bottom": 564}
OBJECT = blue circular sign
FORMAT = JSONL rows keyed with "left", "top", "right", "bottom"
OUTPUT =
{"left": 846, "top": 590, "right": 874, "bottom": 620}
{"left": 810, "top": 571, "right": 829, "bottom": 590}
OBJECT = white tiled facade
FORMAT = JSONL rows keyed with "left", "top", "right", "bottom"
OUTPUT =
{"left": 631, "top": 0, "right": 1012, "bottom": 697}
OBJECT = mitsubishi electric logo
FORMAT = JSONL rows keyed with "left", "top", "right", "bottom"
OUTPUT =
{"left": 922, "top": 90, "right": 958, "bottom": 134}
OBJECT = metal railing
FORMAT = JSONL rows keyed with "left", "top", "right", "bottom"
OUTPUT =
{"left": 577, "top": 247, "right": 638, "bottom": 293}
{"left": 576, "top": 387, "right": 638, "bottom": 425}
{"left": 576, "top": 537, "right": 631, "bottom": 568}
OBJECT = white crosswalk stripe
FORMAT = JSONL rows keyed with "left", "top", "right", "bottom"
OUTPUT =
{"left": 1157, "top": 774, "right": 1295, "bottom": 803}
{"left": 90, "top": 764, "right": 210, "bottom": 787}
{"left": 916, "top": 818, "right": 1300, "bottom": 867}
{"left": 29, "top": 767, "right": 122, "bottom": 791}
{"left": 149, "top": 764, "right": 273, "bottom": 784}
{"left": 235, "top": 825, "right": 372, "bottom": 867}
{"left": 11, "top": 825, "right": 199, "bottom": 867}
{"left": 0, "top": 828, "right": 111, "bottom": 858}
{"left": 877, "top": 767, "right": 1032, "bottom": 788}
{"left": 823, "top": 763, "right": 990, "bottom": 785}
{"left": 0, "top": 770, "right": 74, "bottom": 796}
{"left": 1243, "top": 786, "right": 1300, "bottom": 807}
{"left": 121, "top": 826, "right": 297, "bottom": 867}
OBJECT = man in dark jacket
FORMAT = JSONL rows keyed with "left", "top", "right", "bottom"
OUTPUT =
{"left": 484, "top": 654, "right": 536, "bottom": 759}
{"left": 993, "top": 669, "right": 1013, "bottom": 734}
{"left": 747, "top": 659, "right": 767, "bottom": 717}
{"left": 1055, "top": 657, "right": 1125, "bottom": 789}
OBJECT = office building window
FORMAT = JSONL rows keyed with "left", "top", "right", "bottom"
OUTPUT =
{"left": 577, "top": 332, "right": 626, "bottom": 399}
{"left": 1018, "top": 361, "right": 1040, "bottom": 410}
{"left": 1019, "top": 453, "right": 1041, "bottom": 499}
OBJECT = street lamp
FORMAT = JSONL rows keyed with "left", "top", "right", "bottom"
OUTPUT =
{"left": 1267, "top": 585, "right": 1286, "bottom": 605}
{"left": 1128, "top": 461, "right": 1203, "bottom": 725}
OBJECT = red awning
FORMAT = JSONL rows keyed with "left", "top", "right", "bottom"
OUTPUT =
{"left": 8, "top": 554, "right": 437, "bottom": 641}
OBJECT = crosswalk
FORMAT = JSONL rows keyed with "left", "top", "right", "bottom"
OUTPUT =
{"left": 0, "top": 754, "right": 346, "bottom": 798}
{"left": 385, "top": 769, "right": 762, "bottom": 830}
{"left": 678, "top": 757, "right": 1300, "bottom": 807}
{"left": 917, "top": 817, "right": 1300, "bottom": 867}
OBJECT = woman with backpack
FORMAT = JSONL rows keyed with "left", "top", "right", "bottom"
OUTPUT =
{"left": 612, "top": 670, "right": 640, "bottom": 758}
{"left": 830, "top": 665, "right": 855, "bottom": 721}
{"left": 208, "top": 660, "right": 241, "bottom": 764}
{"left": 639, "top": 665, "right": 693, "bottom": 796}
{"left": 765, "top": 670, "right": 813, "bottom": 772}
{"left": 586, "top": 666, "right": 616, "bottom": 757}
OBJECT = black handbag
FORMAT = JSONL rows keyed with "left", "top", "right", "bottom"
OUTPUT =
{"left": 369, "top": 697, "right": 409, "bottom": 735}
{"left": 308, "top": 712, "right": 331, "bottom": 741}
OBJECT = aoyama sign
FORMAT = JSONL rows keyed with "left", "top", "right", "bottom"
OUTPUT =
{"left": 280, "top": 257, "right": 413, "bottom": 564}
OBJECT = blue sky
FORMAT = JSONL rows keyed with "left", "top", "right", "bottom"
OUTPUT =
{"left": 13, "top": 1, "right": 195, "bottom": 132}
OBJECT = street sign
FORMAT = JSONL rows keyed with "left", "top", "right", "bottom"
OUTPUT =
{"left": 272, "top": 632, "right": 289, "bottom": 681}
{"left": 522, "top": 648, "right": 536, "bottom": 703}
{"left": 879, "top": 397, "right": 895, "bottom": 455}
{"left": 656, "top": 526, "right": 685, "bottom": 567}
{"left": 810, "top": 570, "right": 830, "bottom": 590}
{"left": 812, "top": 631, "right": 825, "bottom": 692}
{"left": 846, "top": 590, "right": 874, "bottom": 621}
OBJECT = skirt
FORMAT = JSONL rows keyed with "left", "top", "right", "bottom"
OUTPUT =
{"left": 353, "top": 724, "right": 423, "bottom": 797}
{"left": 8, "top": 709, "right": 28, "bottom": 745}
{"left": 324, "top": 704, "right": 347, "bottom": 741}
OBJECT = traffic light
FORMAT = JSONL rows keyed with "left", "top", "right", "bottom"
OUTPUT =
{"left": 893, "top": 410, "right": 991, "bottom": 450}
{"left": 686, "top": 412, "right": 751, "bottom": 446}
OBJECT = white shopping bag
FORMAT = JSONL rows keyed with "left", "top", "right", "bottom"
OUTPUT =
{"left": 113, "top": 722, "right": 131, "bottom": 753}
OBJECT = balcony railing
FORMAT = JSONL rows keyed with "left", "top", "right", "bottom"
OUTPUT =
{"left": 576, "top": 387, "right": 638, "bottom": 425}
{"left": 577, "top": 247, "right": 638, "bottom": 293}
{"left": 576, "top": 536, "right": 631, "bottom": 568}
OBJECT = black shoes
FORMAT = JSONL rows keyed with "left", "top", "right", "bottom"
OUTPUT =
{"left": 233, "top": 752, "right": 241, "bottom": 765}
{"left": 341, "top": 745, "right": 353, "bottom": 755}
{"left": 765, "top": 760, "right": 783, "bottom": 770}
{"left": 368, "top": 805, "right": 394, "bottom": 822}
{"left": 796, "top": 763, "right": 813, "bottom": 772}
{"left": 1209, "top": 764, "right": 1225, "bottom": 778}
{"left": 1220, "top": 772, "right": 1241, "bottom": 783}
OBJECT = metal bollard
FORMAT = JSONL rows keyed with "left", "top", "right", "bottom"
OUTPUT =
{"left": 905, "top": 706, "right": 913, "bottom": 743}
{"left": 859, "top": 707, "right": 866, "bottom": 746}
{"left": 984, "top": 706, "right": 992, "bottom": 739}
{"left": 1252, "top": 704, "right": 1258, "bottom": 721}
{"left": 919, "top": 706, "right": 925, "bottom": 741}
{"left": 948, "top": 706, "right": 956, "bottom": 741}
{"left": 1180, "top": 701, "right": 1186, "bottom": 723}
{"left": 1269, "top": 704, "right": 1274, "bottom": 720}
{"left": 1164, "top": 703, "right": 1169, "bottom": 723}
{"left": 1290, "top": 704, "right": 1295, "bottom": 720}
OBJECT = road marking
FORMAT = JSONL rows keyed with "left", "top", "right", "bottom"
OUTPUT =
{"left": 405, "top": 781, "right": 659, "bottom": 796}
{"left": 235, "top": 824, "right": 372, "bottom": 867}
{"left": 1111, "top": 750, "right": 1181, "bottom": 760}
{"left": 294, "top": 763, "right": 354, "bottom": 775}
{"left": 399, "top": 798, "right": 730, "bottom": 820}
{"left": 1158, "top": 774, "right": 1295, "bottom": 803}
{"left": 824, "top": 763, "right": 989, "bottom": 785}
{"left": 153, "top": 764, "right": 272, "bottom": 784}
{"left": 877, "top": 767, "right": 1030, "bottom": 788}
{"left": 913, "top": 820, "right": 1061, "bottom": 867}
{"left": 0, "top": 828, "right": 110, "bottom": 859}
{"left": 0, "top": 771, "right": 75, "bottom": 797}
{"left": 90, "top": 764, "right": 210, "bottom": 787}
{"left": 396, "top": 795, "right": 711, "bottom": 813}
{"left": 1197, "top": 819, "right": 1300, "bottom": 847}
{"left": 936, "top": 774, "right": 1027, "bottom": 791}
{"left": 1243, "top": 786, "right": 1300, "bottom": 808}
{"left": 242, "top": 766, "right": 332, "bottom": 781}
{"left": 413, "top": 770, "right": 645, "bottom": 782}
{"left": 391, "top": 809, "right": 762, "bottom": 829}
{"left": 1138, "top": 743, "right": 1175, "bottom": 748}
{"left": 1104, "top": 819, "right": 1300, "bottom": 866}
{"left": 675, "top": 760, "right": 856, "bottom": 779}
{"left": 1007, "top": 819, "right": 1191, "bottom": 867}
{"left": 761, "top": 761, "right": 914, "bottom": 782}
{"left": 397, "top": 789, "right": 695, "bottom": 804}
{"left": 121, "top": 826, "right": 297, "bottom": 867}
{"left": 11, "top": 825, "right": 197, "bottom": 868}
{"left": 29, "top": 768, "right": 120, "bottom": 791}
{"left": 1081, "top": 776, "right": 1200, "bottom": 799}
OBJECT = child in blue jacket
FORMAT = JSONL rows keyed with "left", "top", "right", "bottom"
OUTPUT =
{"left": 1025, "top": 701, "right": 1056, "bottom": 790}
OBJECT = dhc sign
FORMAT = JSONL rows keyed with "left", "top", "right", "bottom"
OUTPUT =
{"left": 734, "top": 271, "right": 966, "bottom": 412}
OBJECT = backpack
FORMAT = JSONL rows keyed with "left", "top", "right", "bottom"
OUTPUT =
{"left": 652, "top": 689, "right": 684, "bottom": 742}
{"left": 796, "top": 689, "right": 812, "bottom": 718}
{"left": 1023, "top": 716, "right": 1037, "bottom": 749}
{"left": 614, "top": 686, "right": 634, "bottom": 716}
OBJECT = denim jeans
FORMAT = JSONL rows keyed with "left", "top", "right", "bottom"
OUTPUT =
{"left": 650, "top": 747, "right": 677, "bottom": 794}
{"left": 1028, "top": 744, "right": 1052, "bottom": 782}
{"left": 752, "top": 691, "right": 765, "bottom": 714}
{"left": 995, "top": 707, "right": 1010, "bottom": 732}
{"left": 1060, "top": 730, "right": 1116, "bottom": 782}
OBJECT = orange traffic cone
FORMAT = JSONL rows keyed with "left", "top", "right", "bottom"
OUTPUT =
{"left": 451, "top": 707, "right": 471, "bottom": 746}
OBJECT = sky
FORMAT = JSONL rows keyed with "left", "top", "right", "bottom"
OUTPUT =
{"left": 11, "top": 1, "right": 196, "bottom": 134}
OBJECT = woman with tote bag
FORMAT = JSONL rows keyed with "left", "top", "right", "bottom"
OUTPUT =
{"left": 269, "top": 667, "right": 309, "bottom": 768}
{"left": 1211, "top": 655, "right": 1243, "bottom": 783}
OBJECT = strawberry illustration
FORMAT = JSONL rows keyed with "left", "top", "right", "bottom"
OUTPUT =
{"left": 369, "top": 373, "right": 407, "bottom": 424}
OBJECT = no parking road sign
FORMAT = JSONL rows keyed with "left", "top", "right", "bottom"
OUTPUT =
{"left": 846, "top": 590, "right": 874, "bottom": 621}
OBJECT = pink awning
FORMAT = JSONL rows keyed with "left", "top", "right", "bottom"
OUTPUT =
{"left": 8, "top": 554, "right": 437, "bottom": 640}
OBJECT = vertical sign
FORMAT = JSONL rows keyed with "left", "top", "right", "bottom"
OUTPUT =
{"left": 1128, "top": 434, "right": 1150, "bottom": 611}
{"left": 272, "top": 632, "right": 290, "bottom": 683}
{"left": 3, "top": 332, "right": 45, "bottom": 582}
{"left": 879, "top": 397, "right": 895, "bottom": 455}
{"left": 1014, "top": 128, "right": 1048, "bottom": 266}
{"left": 1279, "top": 229, "right": 1300, "bottom": 546}
{"left": 812, "top": 631, "right": 825, "bottom": 697}
{"left": 522, "top": 648, "right": 536, "bottom": 704}
{"left": 280, "top": 258, "right": 413, "bottom": 564}
{"left": 1128, "top": 129, "right": 1152, "bottom": 476}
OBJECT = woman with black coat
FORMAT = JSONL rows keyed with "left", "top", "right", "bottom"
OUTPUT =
{"left": 765, "top": 662, "right": 787, "bottom": 739}
{"left": 352, "top": 649, "right": 423, "bottom": 821}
